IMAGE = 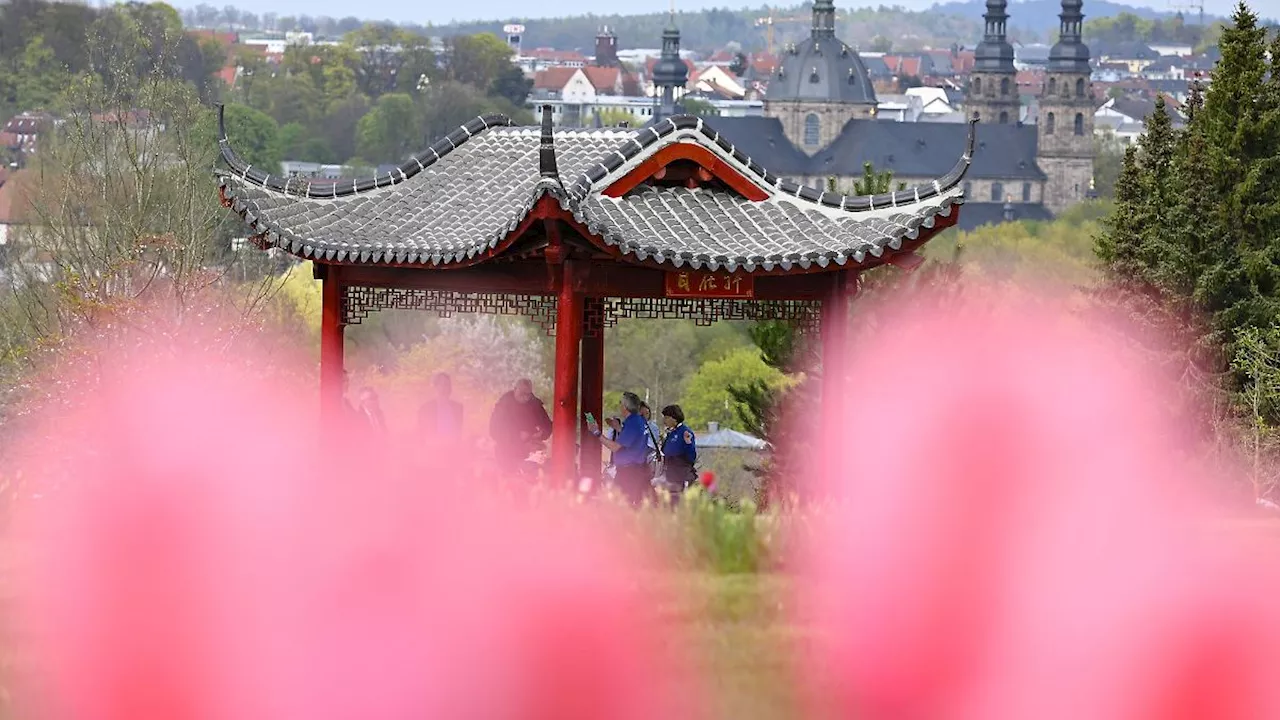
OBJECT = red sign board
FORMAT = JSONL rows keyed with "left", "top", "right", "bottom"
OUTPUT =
{"left": 665, "top": 269, "right": 755, "bottom": 299}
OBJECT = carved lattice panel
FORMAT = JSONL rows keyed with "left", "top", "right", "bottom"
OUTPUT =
{"left": 599, "top": 297, "right": 822, "bottom": 335}
{"left": 343, "top": 287, "right": 559, "bottom": 335}
{"left": 582, "top": 297, "right": 607, "bottom": 339}
{"left": 341, "top": 288, "right": 823, "bottom": 336}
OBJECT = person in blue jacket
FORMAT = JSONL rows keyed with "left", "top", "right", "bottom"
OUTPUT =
{"left": 659, "top": 404, "right": 697, "bottom": 500}
{"left": 589, "top": 392, "right": 652, "bottom": 506}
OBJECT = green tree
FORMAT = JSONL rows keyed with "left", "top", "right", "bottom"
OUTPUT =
{"left": 605, "top": 319, "right": 699, "bottom": 410}
{"left": 1092, "top": 128, "right": 1125, "bottom": 199}
{"left": 16, "top": 36, "right": 69, "bottom": 110}
{"left": 1231, "top": 324, "right": 1280, "bottom": 500}
{"left": 487, "top": 63, "right": 532, "bottom": 107}
{"left": 595, "top": 108, "right": 637, "bottom": 127}
{"left": 680, "top": 97, "right": 718, "bottom": 116}
{"left": 344, "top": 24, "right": 437, "bottom": 99}
{"left": 682, "top": 347, "right": 787, "bottom": 431}
{"left": 444, "top": 33, "right": 514, "bottom": 90}
{"left": 355, "top": 92, "right": 418, "bottom": 162}
{"left": 201, "top": 103, "right": 282, "bottom": 174}
{"left": 278, "top": 121, "right": 334, "bottom": 163}
{"left": 1095, "top": 145, "right": 1145, "bottom": 289}
{"left": 1095, "top": 3, "right": 1280, "bottom": 426}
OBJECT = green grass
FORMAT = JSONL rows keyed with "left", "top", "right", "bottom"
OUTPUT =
{"left": 653, "top": 573, "right": 801, "bottom": 720}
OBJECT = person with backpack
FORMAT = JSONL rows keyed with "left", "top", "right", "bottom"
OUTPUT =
{"left": 658, "top": 405, "right": 698, "bottom": 503}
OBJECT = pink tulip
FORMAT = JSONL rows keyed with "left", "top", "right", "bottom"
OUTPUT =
{"left": 793, "top": 295, "right": 1280, "bottom": 719}
{"left": 14, "top": 341, "right": 701, "bottom": 720}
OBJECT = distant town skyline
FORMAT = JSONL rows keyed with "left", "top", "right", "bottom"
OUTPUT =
{"left": 169, "top": 0, "right": 1259, "bottom": 27}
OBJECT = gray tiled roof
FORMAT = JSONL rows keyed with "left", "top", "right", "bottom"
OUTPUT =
{"left": 952, "top": 202, "right": 1053, "bottom": 230}
{"left": 710, "top": 116, "right": 1046, "bottom": 181}
{"left": 216, "top": 109, "right": 973, "bottom": 271}
{"left": 575, "top": 188, "right": 962, "bottom": 271}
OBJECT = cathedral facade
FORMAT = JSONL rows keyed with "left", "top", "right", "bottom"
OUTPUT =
{"left": 712, "top": 0, "right": 1095, "bottom": 225}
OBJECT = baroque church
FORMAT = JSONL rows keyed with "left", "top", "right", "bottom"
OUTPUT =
{"left": 685, "top": 0, "right": 1096, "bottom": 229}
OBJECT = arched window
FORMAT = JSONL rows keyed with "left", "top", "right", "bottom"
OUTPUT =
{"left": 1022, "top": 182, "right": 1032, "bottom": 202}
{"left": 1048, "top": 77, "right": 1057, "bottom": 95}
{"left": 1046, "top": 112, "right": 1056, "bottom": 135}
{"left": 1074, "top": 113, "right": 1084, "bottom": 135}
{"left": 803, "top": 113, "right": 821, "bottom": 146}
{"left": 973, "top": 77, "right": 982, "bottom": 95}
{"left": 999, "top": 111, "right": 1010, "bottom": 124}
{"left": 991, "top": 182, "right": 1004, "bottom": 202}
{"left": 1000, "top": 77, "right": 1010, "bottom": 96}
{"left": 1075, "top": 78, "right": 1086, "bottom": 97}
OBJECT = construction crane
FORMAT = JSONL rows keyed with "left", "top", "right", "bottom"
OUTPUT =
{"left": 754, "top": 7, "right": 828, "bottom": 55}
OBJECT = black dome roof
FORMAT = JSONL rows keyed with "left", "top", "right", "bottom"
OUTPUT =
{"left": 766, "top": 34, "right": 877, "bottom": 105}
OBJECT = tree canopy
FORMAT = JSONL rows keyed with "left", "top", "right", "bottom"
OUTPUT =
{"left": 1095, "top": 2, "right": 1280, "bottom": 428}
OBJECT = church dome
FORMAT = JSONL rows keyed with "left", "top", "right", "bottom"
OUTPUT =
{"left": 765, "top": 0, "right": 876, "bottom": 105}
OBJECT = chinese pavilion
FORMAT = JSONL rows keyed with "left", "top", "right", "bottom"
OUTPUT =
{"left": 216, "top": 105, "right": 975, "bottom": 482}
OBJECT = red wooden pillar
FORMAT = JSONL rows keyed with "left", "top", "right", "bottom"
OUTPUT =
{"left": 579, "top": 297, "right": 605, "bottom": 480}
{"left": 318, "top": 262, "right": 346, "bottom": 428}
{"left": 550, "top": 260, "right": 583, "bottom": 484}
{"left": 820, "top": 270, "right": 851, "bottom": 426}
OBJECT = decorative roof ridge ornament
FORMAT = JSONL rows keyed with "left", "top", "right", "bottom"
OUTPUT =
{"left": 538, "top": 104, "right": 560, "bottom": 182}
{"left": 214, "top": 103, "right": 516, "bottom": 198}
{"left": 562, "top": 113, "right": 978, "bottom": 211}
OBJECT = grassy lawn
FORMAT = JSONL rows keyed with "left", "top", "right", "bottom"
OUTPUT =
{"left": 656, "top": 573, "right": 801, "bottom": 720}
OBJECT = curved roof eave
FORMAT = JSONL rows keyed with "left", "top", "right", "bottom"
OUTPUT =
{"left": 214, "top": 106, "right": 979, "bottom": 271}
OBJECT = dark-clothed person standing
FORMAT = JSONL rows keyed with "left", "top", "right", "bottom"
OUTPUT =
{"left": 660, "top": 405, "right": 697, "bottom": 501}
{"left": 419, "top": 372, "right": 463, "bottom": 441}
{"left": 590, "top": 392, "right": 651, "bottom": 506}
{"left": 488, "top": 378, "right": 552, "bottom": 477}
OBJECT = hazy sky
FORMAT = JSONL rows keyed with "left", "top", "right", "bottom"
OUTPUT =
{"left": 171, "top": 0, "right": 1274, "bottom": 26}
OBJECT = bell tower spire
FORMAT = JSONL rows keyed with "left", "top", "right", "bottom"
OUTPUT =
{"left": 1037, "top": 0, "right": 1094, "bottom": 213}
{"left": 966, "top": 0, "right": 1019, "bottom": 125}
{"left": 812, "top": 0, "right": 837, "bottom": 38}
{"left": 652, "top": 4, "right": 689, "bottom": 121}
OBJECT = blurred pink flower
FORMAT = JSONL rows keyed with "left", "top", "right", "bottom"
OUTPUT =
{"left": 14, "top": 335, "right": 700, "bottom": 720}
{"left": 793, "top": 294, "right": 1280, "bottom": 719}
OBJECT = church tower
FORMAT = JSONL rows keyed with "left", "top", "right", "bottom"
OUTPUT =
{"left": 762, "top": 0, "right": 877, "bottom": 151}
{"left": 652, "top": 14, "right": 689, "bottom": 121}
{"left": 1037, "top": 0, "right": 1095, "bottom": 212}
{"left": 967, "top": 0, "right": 1019, "bottom": 124}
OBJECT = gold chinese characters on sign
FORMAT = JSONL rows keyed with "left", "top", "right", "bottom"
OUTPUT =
{"left": 664, "top": 270, "right": 755, "bottom": 299}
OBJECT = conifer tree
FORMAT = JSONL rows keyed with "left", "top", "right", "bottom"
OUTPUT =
{"left": 1162, "top": 78, "right": 1214, "bottom": 312}
{"left": 1195, "top": 2, "right": 1280, "bottom": 352}
{"left": 1097, "top": 3, "right": 1280, "bottom": 424}
{"left": 1095, "top": 145, "right": 1146, "bottom": 290}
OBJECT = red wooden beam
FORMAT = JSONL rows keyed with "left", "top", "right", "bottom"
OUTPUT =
{"left": 579, "top": 299, "right": 605, "bottom": 482}
{"left": 550, "top": 259, "right": 584, "bottom": 486}
{"left": 319, "top": 263, "right": 345, "bottom": 431}
{"left": 602, "top": 143, "right": 770, "bottom": 201}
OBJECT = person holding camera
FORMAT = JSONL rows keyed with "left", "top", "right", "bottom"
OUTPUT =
{"left": 587, "top": 391, "right": 651, "bottom": 506}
